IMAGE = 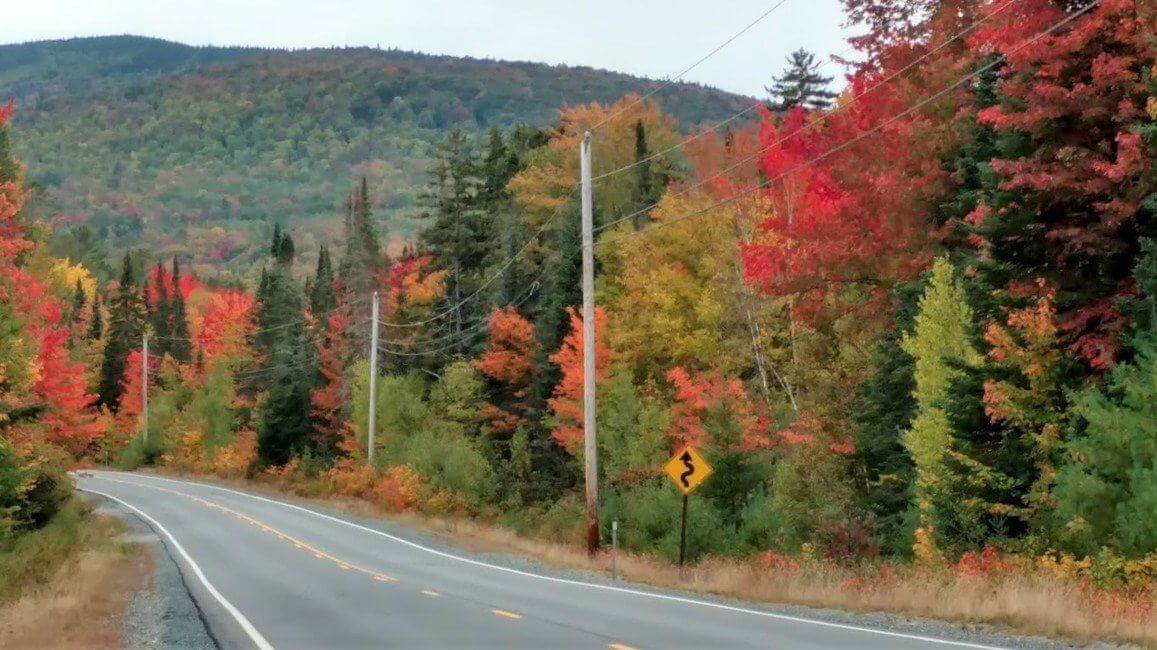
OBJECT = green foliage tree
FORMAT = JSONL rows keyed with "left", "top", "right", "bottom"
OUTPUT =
{"left": 168, "top": 257, "right": 192, "bottom": 363}
{"left": 1052, "top": 242, "right": 1157, "bottom": 557}
{"left": 766, "top": 48, "right": 836, "bottom": 111}
{"left": 97, "top": 253, "right": 147, "bottom": 409}
{"left": 419, "top": 129, "right": 494, "bottom": 355}
{"left": 308, "top": 245, "right": 337, "bottom": 317}
{"left": 900, "top": 257, "right": 977, "bottom": 529}
{"left": 252, "top": 231, "right": 318, "bottom": 463}
{"left": 852, "top": 281, "right": 921, "bottom": 555}
{"left": 86, "top": 294, "right": 103, "bottom": 341}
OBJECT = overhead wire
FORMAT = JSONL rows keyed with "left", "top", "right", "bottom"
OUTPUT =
{"left": 587, "top": 0, "right": 795, "bottom": 133}
{"left": 589, "top": 0, "right": 1022, "bottom": 186}
{"left": 595, "top": 0, "right": 1100, "bottom": 247}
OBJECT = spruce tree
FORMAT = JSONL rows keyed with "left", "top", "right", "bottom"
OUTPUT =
{"left": 766, "top": 48, "right": 837, "bottom": 111}
{"left": 308, "top": 245, "right": 337, "bottom": 317}
{"left": 150, "top": 262, "right": 171, "bottom": 358}
{"left": 86, "top": 295, "right": 103, "bottom": 341}
{"left": 69, "top": 279, "right": 86, "bottom": 326}
{"left": 852, "top": 280, "right": 922, "bottom": 555}
{"left": 97, "top": 253, "right": 147, "bottom": 409}
{"left": 631, "top": 119, "right": 661, "bottom": 230}
{"left": 251, "top": 231, "right": 319, "bottom": 463}
{"left": 168, "top": 257, "right": 192, "bottom": 363}
{"left": 419, "top": 129, "right": 493, "bottom": 355}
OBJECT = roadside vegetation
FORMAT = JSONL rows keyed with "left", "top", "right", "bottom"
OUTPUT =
{"left": 0, "top": 0, "right": 1154, "bottom": 646}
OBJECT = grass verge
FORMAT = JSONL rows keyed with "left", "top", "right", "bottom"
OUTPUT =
{"left": 0, "top": 498, "right": 151, "bottom": 648}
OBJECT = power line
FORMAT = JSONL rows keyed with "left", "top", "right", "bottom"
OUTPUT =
{"left": 597, "top": 0, "right": 1032, "bottom": 232}
{"left": 588, "top": 0, "right": 795, "bottom": 133}
{"left": 379, "top": 186, "right": 578, "bottom": 329}
{"left": 590, "top": 0, "right": 1023, "bottom": 186}
{"left": 596, "top": 1, "right": 1100, "bottom": 247}
{"left": 377, "top": 271, "right": 545, "bottom": 358}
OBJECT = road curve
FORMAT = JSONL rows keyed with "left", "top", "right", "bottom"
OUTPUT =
{"left": 76, "top": 470, "right": 1018, "bottom": 650}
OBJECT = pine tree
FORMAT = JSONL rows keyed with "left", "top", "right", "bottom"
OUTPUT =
{"left": 168, "top": 257, "right": 192, "bottom": 363}
{"left": 766, "top": 48, "right": 837, "bottom": 111}
{"left": 97, "top": 253, "right": 147, "bottom": 409}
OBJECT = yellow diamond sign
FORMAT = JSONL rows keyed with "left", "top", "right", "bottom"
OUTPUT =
{"left": 664, "top": 445, "right": 713, "bottom": 495}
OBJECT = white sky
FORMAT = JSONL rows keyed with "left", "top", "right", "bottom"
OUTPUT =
{"left": 0, "top": 0, "right": 853, "bottom": 98}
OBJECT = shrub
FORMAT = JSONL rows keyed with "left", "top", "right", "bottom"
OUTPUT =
{"left": 0, "top": 441, "right": 71, "bottom": 538}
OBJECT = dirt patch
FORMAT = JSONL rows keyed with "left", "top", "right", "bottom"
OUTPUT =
{"left": 0, "top": 512, "right": 151, "bottom": 649}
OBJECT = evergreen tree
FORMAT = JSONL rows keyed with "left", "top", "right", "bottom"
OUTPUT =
{"left": 69, "top": 279, "right": 86, "bottom": 327}
{"left": 766, "top": 48, "right": 837, "bottom": 111}
{"left": 168, "top": 257, "right": 192, "bottom": 363}
{"left": 900, "top": 257, "right": 978, "bottom": 531}
{"left": 150, "top": 262, "right": 171, "bottom": 358}
{"left": 258, "top": 347, "right": 316, "bottom": 466}
{"left": 251, "top": 231, "right": 318, "bottom": 463}
{"left": 631, "top": 119, "right": 662, "bottom": 230}
{"left": 97, "top": 253, "right": 147, "bottom": 409}
{"left": 852, "top": 281, "right": 922, "bottom": 555}
{"left": 308, "top": 245, "right": 337, "bottom": 317}
{"left": 1051, "top": 332, "right": 1157, "bottom": 557}
{"left": 419, "top": 129, "right": 493, "bottom": 355}
{"left": 86, "top": 295, "right": 103, "bottom": 341}
{"left": 479, "top": 127, "right": 516, "bottom": 209}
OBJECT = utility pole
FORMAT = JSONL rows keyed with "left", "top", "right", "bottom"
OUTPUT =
{"left": 141, "top": 334, "right": 149, "bottom": 443}
{"left": 367, "top": 292, "right": 380, "bottom": 467}
{"left": 580, "top": 131, "right": 599, "bottom": 556}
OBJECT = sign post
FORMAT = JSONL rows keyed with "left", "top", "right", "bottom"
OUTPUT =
{"left": 663, "top": 445, "right": 713, "bottom": 567}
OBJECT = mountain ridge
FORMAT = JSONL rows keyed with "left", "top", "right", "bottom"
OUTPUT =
{"left": 2, "top": 36, "right": 756, "bottom": 277}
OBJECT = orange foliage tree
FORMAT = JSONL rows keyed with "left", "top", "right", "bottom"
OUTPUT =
{"left": 472, "top": 306, "right": 536, "bottom": 438}
{"left": 547, "top": 307, "right": 610, "bottom": 455}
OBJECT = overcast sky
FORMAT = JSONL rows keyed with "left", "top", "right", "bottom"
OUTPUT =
{"left": 1, "top": 0, "right": 853, "bottom": 98}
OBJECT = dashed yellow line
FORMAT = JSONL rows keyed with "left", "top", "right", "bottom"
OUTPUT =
{"left": 491, "top": 609, "right": 521, "bottom": 620}
{"left": 421, "top": 589, "right": 439, "bottom": 597}
{"left": 96, "top": 476, "right": 395, "bottom": 585}
{"left": 609, "top": 644, "right": 638, "bottom": 650}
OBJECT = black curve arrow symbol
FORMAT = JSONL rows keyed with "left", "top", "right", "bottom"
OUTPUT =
{"left": 679, "top": 451, "right": 694, "bottom": 488}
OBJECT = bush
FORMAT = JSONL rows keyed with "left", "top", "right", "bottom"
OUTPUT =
{"left": 0, "top": 440, "right": 72, "bottom": 539}
{"left": 117, "top": 433, "right": 165, "bottom": 470}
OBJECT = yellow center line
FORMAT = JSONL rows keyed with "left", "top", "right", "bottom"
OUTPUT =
{"left": 95, "top": 476, "right": 396, "bottom": 584}
{"left": 609, "top": 644, "right": 638, "bottom": 650}
{"left": 421, "top": 589, "right": 439, "bottom": 597}
{"left": 491, "top": 609, "right": 521, "bottom": 620}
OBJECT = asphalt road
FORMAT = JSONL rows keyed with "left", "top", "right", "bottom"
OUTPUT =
{"left": 77, "top": 470, "right": 1025, "bottom": 650}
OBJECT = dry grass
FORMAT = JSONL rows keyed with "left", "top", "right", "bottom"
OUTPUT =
{"left": 0, "top": 502, "right": 151, "bottom": 649}
{"left": 150, "top": 469, "right": 1157, "bottom": 647}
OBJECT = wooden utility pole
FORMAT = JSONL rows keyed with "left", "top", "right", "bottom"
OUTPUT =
{"left": 580, "top": 131, "right": 599, "bottom": 556}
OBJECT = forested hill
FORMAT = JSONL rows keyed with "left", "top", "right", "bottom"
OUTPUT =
{"left": 0, "top": 36, "right": 755, "bottom": 277}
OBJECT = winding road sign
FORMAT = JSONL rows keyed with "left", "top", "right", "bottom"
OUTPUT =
{"left": 664, "top": 445, "right": 713, "bottom": 496}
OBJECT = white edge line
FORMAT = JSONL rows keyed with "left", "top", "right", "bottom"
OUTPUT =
{"left": 77, "top": 485, "right": 275, "bottom": 650}
{"left": 94, "top": 471, "right": 1006, "bottom": 650}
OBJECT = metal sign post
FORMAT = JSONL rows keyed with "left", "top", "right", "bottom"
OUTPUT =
{"left": 663, "top": 445, "right": 713, "bottom": 568}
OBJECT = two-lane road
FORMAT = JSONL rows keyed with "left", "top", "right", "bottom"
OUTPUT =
{"left": 78, "top": 471, "right": 1021, "bottom": 649}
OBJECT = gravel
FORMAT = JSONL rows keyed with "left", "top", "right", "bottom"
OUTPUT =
{"left": 90, "top": 494, "right": 217, "bottom": 650}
